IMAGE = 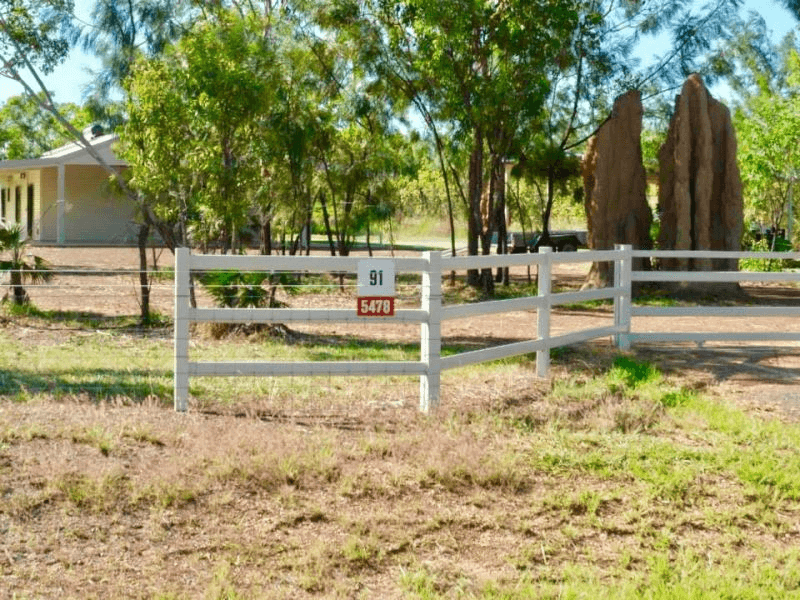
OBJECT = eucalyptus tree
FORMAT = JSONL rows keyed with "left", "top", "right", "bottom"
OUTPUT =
{"left": 316, "top": 0, "right": 581, "bottom": 290}
{"left": 309, "top": 41, "right": 417, "bottom": 257}
{"left": 121, "top": 11, "right": 278, "bottom": 253}
{"left": 316, "top": 117, "right": 415, "bottom": 257}
{"left": 122, "top": 57, "right": 193, "bottom": 246}
{"left": 736, "top": 89, "right": 800, "bottom": 239}
{"left": 721, "top": 24, "right": 800, "bottom": 241}
{"left": 0, "top": 93, "right": 92, "bottom": 159}
{"left": 258, "top": 32, "right": 328, "bottom": 256}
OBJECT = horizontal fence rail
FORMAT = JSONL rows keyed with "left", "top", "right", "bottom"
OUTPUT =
{"left": 173, "top": 245, "right": 800, "bottom": 413}
{"left": 624, "top": 248, "right": 800, "bottom": 347}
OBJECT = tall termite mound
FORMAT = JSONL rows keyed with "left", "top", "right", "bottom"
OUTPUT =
{"left": 657, "top": 74, "right": 743, "bottom": 286}
{"left": 583, "top": 89, "right": 652, "bottom": 287}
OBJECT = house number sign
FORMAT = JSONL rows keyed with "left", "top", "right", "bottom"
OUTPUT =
{"left": 357, "top": 259, "right": 395, "bottom": 317}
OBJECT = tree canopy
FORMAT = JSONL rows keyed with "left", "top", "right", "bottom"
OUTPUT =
{"left": 0, "top": 0, "right": 76, "bottom": 84}
{"left": 0, "top": 93, "right": 92, "bottom": 160}
{"left": 122, "top": 12, "right": 276, "bottom": 249}
{"left": 3, "top": 0, "right": 778, "bottom": 293}
{"left": 728, "top": 23, "right": 800, "bottom": 240}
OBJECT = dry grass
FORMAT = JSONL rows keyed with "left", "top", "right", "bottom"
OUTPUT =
{"left": 4, "top": 331, "right": 800, "bottom": 598}
{"left": 4, "top": 248, "right": 800, "bottom": 597}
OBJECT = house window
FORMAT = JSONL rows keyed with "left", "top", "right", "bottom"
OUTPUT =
{"left": 15, "top": 186, "right": 21, "bottom": 224}
{"left": 27, "top": 184, "right": 34, "bottom": 237}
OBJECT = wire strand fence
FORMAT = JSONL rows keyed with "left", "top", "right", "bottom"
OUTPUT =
{"left": 4, "top": 245, "right": 800, "bottom": 415}
{"left": 0, "top": 260, "right": 395, "bottom": 316}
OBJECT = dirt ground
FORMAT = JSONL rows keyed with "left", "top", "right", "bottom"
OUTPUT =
{"left": 4, "top": 246, "right": 800, "bottom": 597}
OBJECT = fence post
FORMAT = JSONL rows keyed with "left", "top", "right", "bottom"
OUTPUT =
{"left": 420, "top": 251, "right": 442, "bottom": 413}
{"left": 174, "top": 247, "right": 191, "bottom": 412}
{"left": 614, "top": 244, "right": 632, "bottom": 350}
{"left": 536, "top": 247, "right": 553, "bottom": 378}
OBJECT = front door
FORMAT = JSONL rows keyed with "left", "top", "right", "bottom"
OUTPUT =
{"left": 26, "top": 184, "right": 34, "bottom": 238}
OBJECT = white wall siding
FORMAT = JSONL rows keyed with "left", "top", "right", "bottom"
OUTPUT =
{"left": 38, "top": 167, "right": 58, "bottom": 242}
{"left": 63, "top": 165, "right": 137, "bottom": 244}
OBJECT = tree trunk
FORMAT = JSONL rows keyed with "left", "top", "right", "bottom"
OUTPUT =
{"left": 305, "top": 208, "right": 313, "bottom": 256}
{"left": 430, "top": 118, "right": 458, "bottom": 283}
{"left": 319, "top": 191, "right": 337, "bottom": 256}
{"left": 492, "top": 156, "right": 509, "bottom": 285}
{"left": 446, "top": 187, "right": 457, "bottom": 284}
{"left": 260, "top": 217, "right": 272, "bottom": 255}
{"left": 467, "top": 127, "right": 484, "bottom": 287}
{"left": 541, "top": 168, "right": 556, "bottom": 245}
{"left": 512, "top": 179, "right": 533, "bottom": 284}
{"left": 137, "top": 222, "right": 151, "bottom": 324}
{"left": 221, "top": 225, "right": 231, "bottom": 254}
{"left": 10, "top": 269, "right": 26, "bottom": 305}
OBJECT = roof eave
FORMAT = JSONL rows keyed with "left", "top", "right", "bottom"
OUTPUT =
{"left": 0, "top": 134, "right": 128, "bottom": 171}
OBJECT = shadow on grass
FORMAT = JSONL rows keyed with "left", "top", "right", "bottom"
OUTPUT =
{"left": 292, "top": 331, "right": 550, "bottom": 364}
{"left": 300, "top": 337, "right": 421, "bottom": 361}
{"left": 2, "top": 304, "right": 171, "bottom": 338}
{"left": 0, "top": 368, "right": 172, "bottom": 403}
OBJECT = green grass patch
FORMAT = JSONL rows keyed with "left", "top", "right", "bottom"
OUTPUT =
{"left": 148, "top": 266, "right": 175, "bottom": 282}
{"left": 529, "top": 357, "right": 800, "bottom": 510}
{"left": 443, "top": 280, "right": 540, "bottom": 305}
{"left": 0, "top": 331, "right": 173, "bottom": 403}
{"left": 1, "top": 301, "right": 169, "bottom": 329}
{"left": 494, "top": 547, "right": 800, "bottom": 599}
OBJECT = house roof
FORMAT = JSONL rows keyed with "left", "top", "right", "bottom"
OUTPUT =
{"left": 0, "top": 133, "right": 127, "bottom": 172}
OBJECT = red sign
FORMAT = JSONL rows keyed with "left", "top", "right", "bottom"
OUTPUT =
{"left": 357, "top": 296, "right": 395, "bottom": 317}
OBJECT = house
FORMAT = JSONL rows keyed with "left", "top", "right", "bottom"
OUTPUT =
{"left": 0, "top": 128, "right": 138, "bottom": 245}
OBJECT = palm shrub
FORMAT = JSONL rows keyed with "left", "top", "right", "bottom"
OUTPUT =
{"left": 198, "top": 269, "right": 293, "bottom": 338}
{"left": 198, "top": 270, "right": 271, "bottom": 308}
{"left": 0, "top": 222, "right": 52, "bottom": 305}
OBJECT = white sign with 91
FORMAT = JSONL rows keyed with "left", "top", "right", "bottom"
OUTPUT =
{"left": 357, "top": 260, "right": 395, "bottom": 296}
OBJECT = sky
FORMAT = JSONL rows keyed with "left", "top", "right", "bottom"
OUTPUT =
{"left": 0, "top": 0, "right": 102, "bottom": 106}
{"left": 0, "top": 0, "right": 798, "bottom": 108}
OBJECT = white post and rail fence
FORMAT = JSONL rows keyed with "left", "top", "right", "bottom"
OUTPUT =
{"left": 174, "top": 246, "right": 800, "bottom": 413}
